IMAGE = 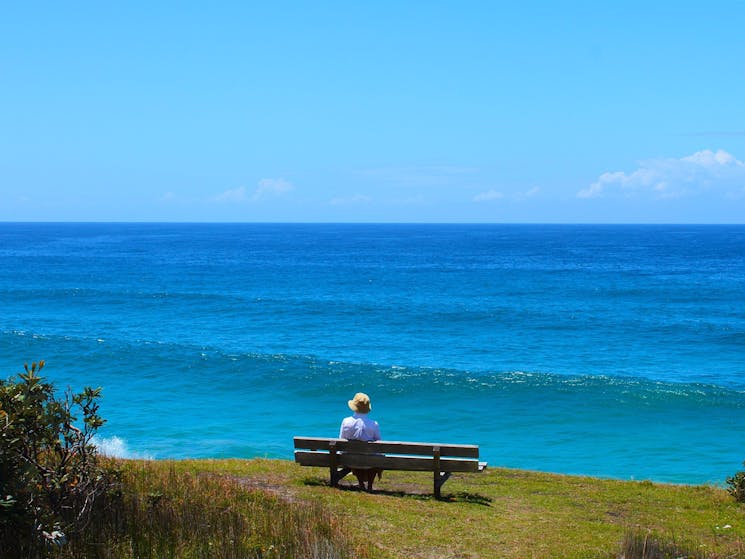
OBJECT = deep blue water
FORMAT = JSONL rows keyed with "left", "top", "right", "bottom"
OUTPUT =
{"left": 1, "top": 223, "right": 744, "bottom": 484}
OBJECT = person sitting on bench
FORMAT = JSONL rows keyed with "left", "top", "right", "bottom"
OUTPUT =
{"left": 339, "top": 392, "right": 382, "bottom": 491}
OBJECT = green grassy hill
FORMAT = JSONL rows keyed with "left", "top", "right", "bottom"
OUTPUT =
{"left": 164, "top": 458, "right": 745, "bottom": 558}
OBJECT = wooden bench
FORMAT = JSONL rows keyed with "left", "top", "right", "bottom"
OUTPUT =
{"left": 294, "top": 436, "right": 487, "bottom": 499}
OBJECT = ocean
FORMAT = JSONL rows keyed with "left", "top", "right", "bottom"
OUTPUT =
{"left": 1, "top": 222, "right": 743, "bottom": 484}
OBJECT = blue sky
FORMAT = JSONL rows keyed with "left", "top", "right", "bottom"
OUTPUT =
{"left": 2, "top": 2, "right": 744, "bottom": 223}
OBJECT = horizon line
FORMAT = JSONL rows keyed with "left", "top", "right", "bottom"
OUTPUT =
{"left": 1, "top": 220, "right": 744, "bottom": 227}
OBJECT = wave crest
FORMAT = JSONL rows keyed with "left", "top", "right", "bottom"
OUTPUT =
{"left": 93, "top": 436, "right": 153, "bottom": 460}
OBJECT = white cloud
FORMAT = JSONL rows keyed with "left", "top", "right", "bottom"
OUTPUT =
{"left": 392, "top": 194, "right": 427, "bottom": 205}
{"left": 473, "top": 187, "right": 539, "bottom": 202}
{"left": 579, "top": 149, "right": 745, "bottom": 199}
{"left": 215, "top": 186, "right": 248, "bottom": 202}
{"left": 253, "top": 178, "right": 294, "bottom": 200}
{"left": 681, "top": 149, "right": 738, "bottom": 167}
{"left": 516, "top": 187, "right": 540, "bottom": 200}
{"left": 329, "top": 194, "right": 372, "bottom": 206}
{"left": 577, "top": 182, "right": 604, "bottom": 199}
{"left": 214, "top": 178, "right": 294, "bottom": 204}
{"left": 359, "top": 165, "right": 478, "bottom": 187}
{"left": 473, "top": 189, "right": 504, "bottom": 202}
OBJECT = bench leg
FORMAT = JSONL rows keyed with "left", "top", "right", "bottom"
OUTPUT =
{"left": 432, "top": 446, "right": 452, "bottom": 499}
{"left": 328, "top": 442, "right": 351, "bottom": 487}
{"left": 330, "top": 467, "right": 351, "bottom": 487}
{"left": 434, "top": 471, "right": 451, "bottom": 499}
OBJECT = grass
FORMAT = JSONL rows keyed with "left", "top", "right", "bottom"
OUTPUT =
{"left": 54, "top": 459, "right": 373, "bottom": 559}
{"left": 170, "top": 458, "right": 745, "bottom": 559}
{"left": 31, "top": 458, "right": 745, "bottom": 558}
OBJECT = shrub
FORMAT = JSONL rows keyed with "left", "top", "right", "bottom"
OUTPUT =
{"left": 0, "top": 361, "right": 116, "bottom": 555}
{"left": 1, "top": 365, "right": 367, "bottom": 559}
{"left": 726, "top": 462, "right": 745, "bottom": 503}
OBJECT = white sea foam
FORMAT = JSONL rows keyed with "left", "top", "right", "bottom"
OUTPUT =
{"left": 93, "top": 436, "right": 153, "bottom": 460}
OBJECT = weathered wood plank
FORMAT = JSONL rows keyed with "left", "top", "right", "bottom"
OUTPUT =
{"left": 293, "top": 437, "right": 480, "bottom": 458}
{"left": 294, "top": 451, "right": 481, "bottom": 472}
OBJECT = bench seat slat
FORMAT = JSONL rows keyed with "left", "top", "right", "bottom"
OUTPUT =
{"left": 294, "top": 451, "right": 481, "bottom": 472}
{"left": 294, "top": 437, "right": 479, "bottom": 459}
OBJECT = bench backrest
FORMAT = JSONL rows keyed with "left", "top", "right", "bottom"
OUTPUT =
{"left": 294, "top": 436, "right": 481, "bottom": 473}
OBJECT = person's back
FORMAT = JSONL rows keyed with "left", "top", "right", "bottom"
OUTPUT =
{"left": 339, "top": 392, "right": 382, "bottom": 491}
{"left": 339, "top": 412, "right": 380, "bottom": 442}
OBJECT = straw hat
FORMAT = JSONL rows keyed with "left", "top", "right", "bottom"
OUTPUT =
{"left": 348, "top": 392, "right": 371, "bottom": 414}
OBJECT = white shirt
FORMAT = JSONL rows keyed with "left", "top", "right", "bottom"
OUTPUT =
{"left": 339, "top": 412, "right": 381, "bottom": 442}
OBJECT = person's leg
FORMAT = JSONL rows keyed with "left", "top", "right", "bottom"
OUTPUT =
{"left": 352, "top": 469, "right": 366, "bottom": 489}
{"left": 365, "top": 469, "right": 377, "bottom": 491}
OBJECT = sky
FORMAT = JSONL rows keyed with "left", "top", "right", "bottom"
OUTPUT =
{"left": 2, "top": 1, "right": 745, "bottom": 223}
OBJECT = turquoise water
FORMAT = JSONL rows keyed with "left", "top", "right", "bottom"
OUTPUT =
{"left": 1, "top": 223, "right": 744, "bottom": 484}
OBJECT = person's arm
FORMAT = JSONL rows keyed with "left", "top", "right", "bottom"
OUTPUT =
{"left": 372, "top": 420, "right": 381, "bottom": 441}
{"left": 340, "top": 417, "right": 354, "bottom": 439}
